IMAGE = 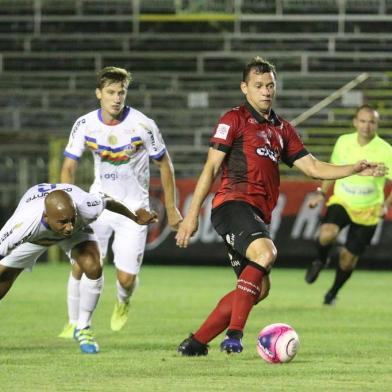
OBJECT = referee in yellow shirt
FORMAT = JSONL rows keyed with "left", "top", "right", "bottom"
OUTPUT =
{"left": 305, "top": 104, "right": 392, "bottom": 304}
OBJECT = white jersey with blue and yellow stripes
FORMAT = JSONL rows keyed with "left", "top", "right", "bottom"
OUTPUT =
{"left": 64, "top": 106, "right": 166, "bottom": 210}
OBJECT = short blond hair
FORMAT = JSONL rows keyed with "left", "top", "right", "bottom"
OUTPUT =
{"left": 96, "top": 66, "right": 132, "bottom": 89}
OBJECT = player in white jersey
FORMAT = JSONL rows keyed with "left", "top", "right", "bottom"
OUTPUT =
{"left": 0, "top": 183, "right": 157, "bottom": 354}
{"left": 59, "top": 66, "right": 182, "bottom": 336}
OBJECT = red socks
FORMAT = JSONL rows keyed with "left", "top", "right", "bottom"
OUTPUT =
{"left": 193, "top": 263, "right": 265, "bottom": 344}
{"left": 228, "top": 263, "right": 265, "bottom": 332}
{"left": 194, "top": 290, "right": 235, "bottom": 344}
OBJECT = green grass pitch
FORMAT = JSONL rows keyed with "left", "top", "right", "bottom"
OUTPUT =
{"left": 0, "top": 263, "right": 391, "bottom": 391}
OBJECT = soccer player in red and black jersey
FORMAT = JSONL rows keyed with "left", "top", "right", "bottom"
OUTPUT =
{"left": 175, "top": 56, "right": 387, "bottom": 356}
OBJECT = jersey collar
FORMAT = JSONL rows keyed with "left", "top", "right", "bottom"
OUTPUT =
{"left": 97, "top": 106, "right": 131, "bottom": 125}
{"left": 244, "top": 100, "right": 282, "bottom": 126}
{"left": 40, "top": 215, "right": 50, "bottom": 229}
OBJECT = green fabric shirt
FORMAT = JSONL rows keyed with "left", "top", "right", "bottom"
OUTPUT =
{"left": 330, "top": 132, "right": 392, "bottom": 208}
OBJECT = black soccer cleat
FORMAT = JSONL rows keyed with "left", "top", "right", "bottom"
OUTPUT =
{"left": 323, "top": 291, "right": 337, "bottom": 306}
{"left": 305, "top": 260, "right": 324, "bottom": 284}
{"left": 177, "top": 334, "right": 208, "bottom": 356}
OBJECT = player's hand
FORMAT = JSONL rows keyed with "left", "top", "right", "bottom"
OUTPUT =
{"left": 354, "top": 160, "right": 388, "bottom": 177}
{"left": 308, "top": 193, "right": 325, "bottom": 209}
{"left": 175, "top": 216, "right": 198, "bottom": 248}
{"left": 166, "top": 206, "right": 183, "bottom": 231}
{"left": 135, "top": 208, "right": 158, "bottom": 225}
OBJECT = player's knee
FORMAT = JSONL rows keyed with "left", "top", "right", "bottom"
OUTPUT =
{"left": 254, "top": 247, "right": 277, "bottom": 270}
{"left": 319, "top": 224, "right": 339, "bottom": 244}
{"left": 118, "top": 273, "right": 137, "bottom": 290}
{"left": 79, "top": 255, "right": 102, "bottom": 279}
{"left": 339, "top": 248, "right": 358, "bottom": 271}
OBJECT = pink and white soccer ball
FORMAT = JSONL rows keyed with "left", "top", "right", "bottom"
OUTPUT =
{"left": 257, "top": 323, "right": 300, "bottom": 364}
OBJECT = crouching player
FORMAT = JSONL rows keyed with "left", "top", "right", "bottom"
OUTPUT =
{"left": 0, "top": 183, "right": 157, "bottom": 354}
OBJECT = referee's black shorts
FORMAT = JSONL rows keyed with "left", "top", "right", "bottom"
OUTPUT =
{"left": 211, "top": 201, "right": 271, "bottom": 277}
{"left": 323, "top": 204, "right": 377, "bottom": 256}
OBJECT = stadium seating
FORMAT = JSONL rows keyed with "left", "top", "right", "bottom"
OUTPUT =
{"left": 0, "top": 0, "right": 391, "bottom": 201}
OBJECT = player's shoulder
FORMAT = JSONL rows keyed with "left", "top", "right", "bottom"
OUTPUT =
{"left": 374, "top": 135, "right": 392, "bottom": 150}
{"left": 127, "top": 106, "right": 158, "bottom": 132}
{"left": 335, "top": 132, "right": 355, "bottom": 145}
{"left": 218, "top": 105, "right": 248, "bottom": 126}
{"left": 128, "top": 106, "right": 154, "bottom": 123}
{"left": 225, "top": 105, "right": 247, "bottom": 117}
{"left": 71, "top": 109, "right": 99, "bottom": 130}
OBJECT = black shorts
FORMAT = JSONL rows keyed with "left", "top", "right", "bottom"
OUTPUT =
{"left": 323, "top": 204, "right": 377, "bottom": 256}
{"left": 211, "top": 201, "right": 271, "bottom": 277}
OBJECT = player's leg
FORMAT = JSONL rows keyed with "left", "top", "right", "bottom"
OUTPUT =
{"left": 61, "top": 230, "right": 103, "bottom": 354}
{"left": 110, "top": 218, "right": 146, "bottom": 331}
{"left": 218, "top": 237, "right": 275, "bottom": 353}
{"left": 0, "top": 265, "right": 23, "bottom": 299}
{"left": 59, "top": 215, "right": 111, "bottom": 338}
{"left": 178, "top": 201, "right": 272, "bottom": 356}
{"left": 306, "top": 204, "right": 349, "bottom": 284}
{"left": 0, "top": 242, "right": 47, "bottom": 299}
{"left": 178, "top": 270, "right": 271, "bottom": 357}
{"left": 58, "top": 262, "right": 83, "bottom": 338}
{"left": 178, "top": 244, "right": 240, "bottom": 356}
{"left": 324, "top": 223, "right": 376, "bottom": 305}
{"left": 71, "top": 240, "right": 103, "bottom": 354}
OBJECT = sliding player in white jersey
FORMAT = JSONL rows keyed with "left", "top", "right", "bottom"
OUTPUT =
{"left": 59, "top": 66, "right": 182, "bottom": 337}
{"left": 0, "top": 183, "right": 157, "bottom": 353}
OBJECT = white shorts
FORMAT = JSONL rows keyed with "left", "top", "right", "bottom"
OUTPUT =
{"left": 90, "top": 210, "right": 147, "bottom": 275}
{"left": 0, "top": 230, "right": 97, "bottom": 270}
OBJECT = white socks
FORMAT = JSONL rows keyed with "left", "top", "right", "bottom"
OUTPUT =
{"left": 116, "top": 276, "right": 139, "bottom": 304}
{"left": 67, "top": 273, "right": 80, "bottom": 325}
{"left": 77, "top": 274, "right": 104, "bottom": 330}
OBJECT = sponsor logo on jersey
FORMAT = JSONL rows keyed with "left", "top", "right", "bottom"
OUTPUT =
{"left": 214, "top": 123, "right": 230, "bottom": 140}
{"left": 256, "top": 146, "right": 279, "bottom": 162}
{"left": 146, "top": 129, "right": 157, "bottom": 151}
{"left": 87, "top": 200, "right": 101, "bottom": 207}
{"left": 71, "top": 118, "right": 86, "bottom": 138}
{"left": 103, "top": 173, "right": 119, "bottom": 180}
{"left": 25, "top": 186, "right": 73, "bottom": 203}
{"left": 0, "top": 223, "right": 27, "bottom": 246}
{"left": 0, "top": 228, "right": 14, "bottom": 244}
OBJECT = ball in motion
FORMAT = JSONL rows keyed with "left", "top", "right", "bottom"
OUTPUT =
{"left": 256, "top": 323, "right": 300, "bottom": 364}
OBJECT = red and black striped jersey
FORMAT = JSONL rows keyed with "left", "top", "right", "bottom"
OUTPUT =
{"left": 210, "top": 101, "right": 308, "bottom": 223}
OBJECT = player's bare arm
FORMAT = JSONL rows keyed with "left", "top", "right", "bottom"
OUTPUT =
{"left": 176, "top": 147, "right": 226, "bottom": 248}
{"left": 60, "top": 157, "right": 79, "bottom": 184}
{"left": 104, "top": 196, "right": 158, "bottom": 225}
{"left": 294, "top": 154, "right": 387, "bottom": 180}
{"left": 153, "top": 152, "right": 183, "bottom": 231}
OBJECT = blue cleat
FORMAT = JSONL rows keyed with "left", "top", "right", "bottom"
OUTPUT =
{"left": 220, "top": 337, "right": 243, "bottom": 354}
{"left": 74, "top": 327, "right": 100, "bottom": 354}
